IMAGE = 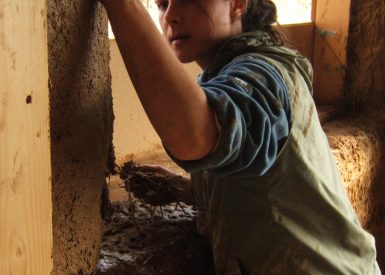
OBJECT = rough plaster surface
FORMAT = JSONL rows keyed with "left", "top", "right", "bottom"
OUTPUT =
{"left": 324, "top": 110, "right": 385, "bottom": 269}
{"left": 47, "top": 1, "right": 113, "bottom": 274}
{"left": 344, "top": 0, "right": 385, "bottom": 110}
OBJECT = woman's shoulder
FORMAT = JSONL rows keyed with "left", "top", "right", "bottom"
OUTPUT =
{"left": 220, "top": 48, "right": 313, "bottom": 92}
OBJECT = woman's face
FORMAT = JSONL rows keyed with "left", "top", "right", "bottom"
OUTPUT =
{"left": 157, "top": 0, "right": 242, "bottom": 68}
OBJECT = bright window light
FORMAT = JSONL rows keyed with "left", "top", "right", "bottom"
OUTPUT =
{"left": 108, "top": 0, "right": 159, "bottom": 39}
{"left": 273, "top": 0, "right": 312, "bottom": 24}
{"left": 108, "top": 0, "right": 312, "bottom": 39}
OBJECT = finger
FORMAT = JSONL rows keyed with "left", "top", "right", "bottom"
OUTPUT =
{"left": 137, "top": 164, "right": 180, "bottom": 177}
{"left": 136, "top": 164, "right": 164, "bottom": 173}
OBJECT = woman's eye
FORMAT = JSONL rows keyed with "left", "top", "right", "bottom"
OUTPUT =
{"left": 155, "top": 0, "right": 168, "bottom": 11}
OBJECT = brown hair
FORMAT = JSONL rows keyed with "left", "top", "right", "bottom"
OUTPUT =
{"left": 242, "top": 0, "right": 283, "bottom": 44}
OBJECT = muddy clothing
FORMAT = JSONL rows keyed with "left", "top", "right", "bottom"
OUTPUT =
{"left": 169, "top": 31, "right": 381, "bottom": 274}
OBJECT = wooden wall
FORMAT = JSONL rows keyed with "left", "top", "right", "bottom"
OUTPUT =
{"left": 0, "top": 1, "right": 53, "bottom": 274}
{"left": 282, "top": 22, "right": 314, "bottom": 62}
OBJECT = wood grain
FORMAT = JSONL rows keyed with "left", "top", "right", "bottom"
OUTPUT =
{"left": 0, "top": 1, "right": 53, "bottom": 274}
{"left": 312, "top": 0, "right": 351, "bottom": 104}
{"left": 279, "top": 22, "right": 315, "bottom": 63}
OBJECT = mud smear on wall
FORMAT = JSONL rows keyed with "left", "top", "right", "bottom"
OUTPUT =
{"left": 47, "top": 1, "right": 113, "bottom": 274}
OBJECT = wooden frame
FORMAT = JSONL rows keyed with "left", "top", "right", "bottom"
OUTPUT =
{"left": 279, "top": 0, "right": 351, "bottom": 105}
{"left": 0, "top": 1, "right": 53, "bottom": 274}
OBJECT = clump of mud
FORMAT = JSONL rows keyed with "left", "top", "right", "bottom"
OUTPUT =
{"left": 120, "top": 161, "right": 184, "bottom": 208}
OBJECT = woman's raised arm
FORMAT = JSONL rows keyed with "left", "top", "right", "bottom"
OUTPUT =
{"left": 101, "top": 0, "right": 219, "bottom": 160}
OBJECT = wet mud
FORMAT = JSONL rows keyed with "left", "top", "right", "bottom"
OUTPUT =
{"left": 93, "top": 200, "right": 215, "bottom": 275}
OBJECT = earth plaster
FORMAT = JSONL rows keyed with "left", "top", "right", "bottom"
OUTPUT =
{"left": 47, "top": 1, "right": 113, "bottom": 274}
{"left": 344, "top": 0, "right": 385, "bottom": 110}
{"left": 324, "top": 110, "right": 385, "bottom": 269}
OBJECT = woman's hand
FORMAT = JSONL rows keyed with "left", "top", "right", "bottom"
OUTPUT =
{"left": 134, "top": 164, "right": 193, "bottom": 205}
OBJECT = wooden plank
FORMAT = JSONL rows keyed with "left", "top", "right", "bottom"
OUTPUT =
{"left": 0, "top": 1, "right": 53, "bottom": 274}
{"left": 312, "top": 0, "right": 351, "bottom": 104}
{"left": 280, "top": 22, "right": 315, "bottom": 63}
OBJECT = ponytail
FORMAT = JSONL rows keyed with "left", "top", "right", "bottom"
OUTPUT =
{"left": 242, "top": 0, "right": 283, "bottom": 45}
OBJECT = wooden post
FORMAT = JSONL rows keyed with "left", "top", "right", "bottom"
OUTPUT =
{"left": 312, "top": 0, "right": 351, "bottom": 104}
{"left": 0, "top": 0, "right": 53, "bottom": 274}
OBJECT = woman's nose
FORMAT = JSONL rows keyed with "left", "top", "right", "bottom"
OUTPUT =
{"left": 164, "top": 1, "right": 181, "bottom": 24}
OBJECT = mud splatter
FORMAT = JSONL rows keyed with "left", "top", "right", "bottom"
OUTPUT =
{"left": 303, "top": 104, "right": 314, "bottom": 137}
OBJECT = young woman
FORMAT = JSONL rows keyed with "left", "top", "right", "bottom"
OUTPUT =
{"left": 101, "top": 0, "right": 381, "bottom": 273}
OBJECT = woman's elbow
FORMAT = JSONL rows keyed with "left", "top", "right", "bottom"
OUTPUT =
{"left": 166, "top": 131, "right": 219, "bottom": 161}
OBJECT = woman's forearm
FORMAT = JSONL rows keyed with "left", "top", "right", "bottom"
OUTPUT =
{"left": 102, "top": 0, "right": 219, "bottom": 160}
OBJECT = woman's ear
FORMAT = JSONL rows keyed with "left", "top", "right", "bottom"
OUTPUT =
{"left": 230, "top": 0, "right": 248, "bottom": 22}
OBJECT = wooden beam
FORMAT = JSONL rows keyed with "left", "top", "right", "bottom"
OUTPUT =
{"left": 0, "top": 1, "right": 53, "bottom": 274}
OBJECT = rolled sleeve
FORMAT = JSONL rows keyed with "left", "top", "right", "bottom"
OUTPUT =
{"left": 167, "top": 57, "right": 291, "bottom": 177}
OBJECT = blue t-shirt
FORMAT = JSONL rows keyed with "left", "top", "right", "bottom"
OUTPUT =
{"left": 170, "top": 55, "right": 291, "bottom": 176}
